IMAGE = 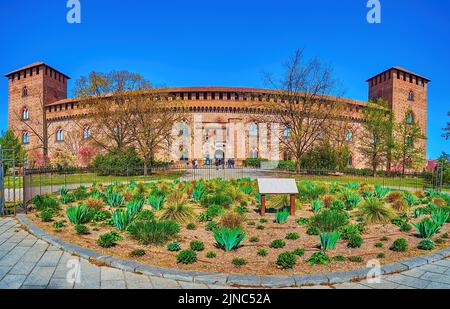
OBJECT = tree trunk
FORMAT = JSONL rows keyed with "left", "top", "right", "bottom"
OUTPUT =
{"left": 143, "top": 160, "right": 148, "bottom": 177}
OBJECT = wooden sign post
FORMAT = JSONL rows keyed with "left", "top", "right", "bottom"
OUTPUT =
{"left": 257, "top": 178, "right": 299, "bottom": 216}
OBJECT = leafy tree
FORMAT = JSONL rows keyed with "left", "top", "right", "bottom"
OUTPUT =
{"left": 358, "top": 98, "right": 393, "bottom": 176}
{"left": 392, "top": 111, "right": 426, "bottom": 174}
{"left": 0, "top": 130, "right": 27, "bottom": 168}
{"left": 437, "top": 153, "right": 450, "bottom": 187}
{"left": 92, "top": 147, "right": 144, "bottom": 176}
{"left": 443, "top": 112, "right": 450, "bottom": 140}
{"left": 300, "top": 143, "right": 350, "bottom": 170}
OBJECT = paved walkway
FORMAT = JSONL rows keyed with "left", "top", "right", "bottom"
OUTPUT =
{"left": 0, "top": 217, "right": 449, "bottom": 289}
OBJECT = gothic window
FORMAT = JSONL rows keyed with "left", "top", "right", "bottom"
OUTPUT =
{"left": 249, "top": 123, "right": 258, "bottom": 137}
{"left": 180, "top": 122, "right": 189, "bottom": 137}
{"left": 346, "top": 130, "right": 353, "bottom": 142}
{"left": 283, "top": 126, "right": 291, "bottom": 138}
{"left": 406, "top": 136, "right": 413, "bottom": 147}
{"left": 83, "top": 127, "right": 91, "bottom": 139}
{"left": 56, "top": 129, "right": 64, "bottom": 142}
{"left": 180, "top": 146, "right": 189, "bottom": 161}
{"left": 348, "top": 154, "right": 353, "bottom": 167}
{"left": 22, "top": 131, "right": 29, "bottom": 144}
{"left": 407, "top": 91, "right": 414, "bottom": 101}
{"left": 249, "top": 148, "right": 258, "bottom": 159}
{"left": 22, "top": 86, "right": 28, "bottom": 97}
{"left": 406, "top": 112, "right": 414, "bottom": 124}
{"left": 22, "top": 107, "right": 29, "bottom": 120}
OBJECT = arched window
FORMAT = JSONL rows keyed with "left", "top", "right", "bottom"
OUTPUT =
{"left": 22, "top": 131, "right": 29, "bottom": 144}
{"left": 371, "top": 135, "right": 377, "bottom": 145}
{"left": 348, "top": 154, "right": 353, "bottom": 167}
{"left": 180, "top": 122, "right": 189, "bottom": 137}
{"left": 346, "top": 130, "right": 353, "bottom": 142}
{"left": 249, "top": 148, "right": 258, "bottom": 159}
{"left": 180, "top": 146, "right": 188, "bottom": 161}
{"left": 22, "top": 107, "right": 29, "bottom": 120}
{"left": 283, "top": 126, "right": 290, "bottom": 138}
{"left": 83, "top": 127, "right": 91, "bottom": 139}
{"left": 406, "top": 136, "right": 413, "bottom": 147}
{"left": 407, "top": 91, "right": 414, "bottom": 101}
{"left": 56, "top": 129, "right": 64, "bottom": 142}
{"left": 406, "top": 112, "right": 414, "bottom": 124}
{"left": 249, "top": 123, "right": 258, "bottom": 137}
{"left": 22, "top": 86, "right": 28, "bottom": 97}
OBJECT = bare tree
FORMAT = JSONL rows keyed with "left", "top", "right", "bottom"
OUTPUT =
{"left": 74, "top": 71, "right": 150, "bottom": 151}
{"left": 258, "top": 49, "right": 345, "bottom": 172}
{"left": 12, "top": 90, "right": 52, "bottom": 167}
{"left": 128, "top": 89, "right": 187, "bottom": 175}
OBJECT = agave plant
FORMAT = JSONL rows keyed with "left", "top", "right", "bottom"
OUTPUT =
{"left": 413, "top": 218, "right": 440, "bottom": 239}
{"left": 374, "top": 185, "right": 390, "bottom": 199}
{"left": 431, "top": 209, "right": 449, "bottom": 227}
{"left": 274, "top": 208, "right": 289, "bottom": 224}
{"left": 319, "top": 231, "right": 341, "bottom": 250}
{"left": 106, "top": 192, "right": 125, "bottom": 207}
{"left": 66, "top": 205, "right": 94, "bottom": 225}
{"left": 342, "top": 190, "right": 361, "bottom": 210}
{"left": 112, "top": 209, "right": 134, "bottom": 231}
{"left": 213, "top": 227, "right": 247, "bottom": 252}
{"left": 147, "top": 195, "right": 164, "bottom": 210}
{"left": 126, "top": 199, "right": 145, "bottom": 217}
{"left": 192, "top": 189, "right": 205, "bottom": 202}
{"left": 311, "top": 199, "right": 323, "bottom": 214}
{"left": 403, "top": 192, "right": 419, "bottom": 206}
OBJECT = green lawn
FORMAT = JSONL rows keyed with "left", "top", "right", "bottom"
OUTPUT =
{"left": 3, "top": 170, "right": 185, "bottom": 188}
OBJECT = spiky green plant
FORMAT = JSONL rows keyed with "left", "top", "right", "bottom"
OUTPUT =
{"left": 346, "top": 182, "right": 359, "bottom": 190}
{"left": 403, "top": 192, "right": 419, "bottom": 206}
{"left": 431, "top": 209, "right": 449, "bottom": 227}
{"left": 112, "top": 209, "right": 134, "bottom": 231}
{"left": 159, "top": 202, "right": 195, "bottom": 224}
{"left": 239, "top": 186, "right": 253, "bottom": 195}
{"left": 309, "top": 209, "right": 349, "bottom": 232}
{"left": 342, "top": 190, "right": 361, "bottom": 210}
{"left": 274, "top": 208, "right": 289, "bottom": 224}
{"left": 126, "top": 199, "right": 144, "bottom": 217}
{"left": 374, "top": 185, "right": 390, "bottom": 199}
{"left": 106, "top": 192, "right": 125, "bottom": 207}
{"left": 414, "top": 207, "right": 426, "bottom": 218}
{"left": 212, "top": 227, "right": 246, "bottom": 252}
{"left": 127, "top": 220, "right": 180, "bottom": 245}
{"left": 66, "top": 205, "right": 94, "bottom": 225}
{"left": 147, "top": 195, "right": 164, "bottom": 210}
{"left": 59, "top": 187, "right": 69, "bottom": 196}
{"left": 413, "top": 218, "right": 440, "bottom": 239}
{"left": 319, "top": 231, "right": 341, "bottom": 250}
{"left": 192, "top": 189, "right": 205, "bottom": 202}
{"left": 311, "top": 199, "right": 323, "bottom": 213}
{"left": 359, "top": 197, "right": 395, "bottom": 224}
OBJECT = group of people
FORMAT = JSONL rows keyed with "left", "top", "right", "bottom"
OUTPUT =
{"left": 214, "top": 158, "right": 236, "bottom": 169}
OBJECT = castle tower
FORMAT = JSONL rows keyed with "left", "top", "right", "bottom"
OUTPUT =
{"left": 5, "top": 62, "right": 70, "bottom": 163}
{"left": 367, "top": 67, "right": 429, "bottom": 168}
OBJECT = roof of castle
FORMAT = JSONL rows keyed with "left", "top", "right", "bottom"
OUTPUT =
{"left": 4, "top": 62, "right": 71, "bottom": 79}
{"left": 366, "top": 66, "right": 430, "bottom": 82}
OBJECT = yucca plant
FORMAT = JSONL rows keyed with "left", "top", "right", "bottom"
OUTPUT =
{"left": 342, "top": 190, "right": 361, "bottom": 210}
{"left": 126, "top": 199, "right": 145, "bottom": 217}
{"left": 311, "top": 199, "right": 323, "bottom": 214}
{"left": 147, "top": 195, "right": 164, "bottom": 210}
{"left": 106, "top": 192, "right": 125, "bottom": 207}
{"left": 274, "top": 209, "right": 289, "bottom": 224}
{"left": 319, "top": 231, "right": 341, "bottom": 250}
{"left": 360, "top": 197, "right": 395, "bottom": 224}
{"left": 212, "top": 227, "right": 247, "bottom": 252}
{"left": 192, "top": 189, "right": 205, "bottom": 202}
{"left": 160, "top": 202, "right": 195, "bottom": 224}
{"left": 66, "top": 205, "right": 94, "bottom": 225}
{"left": 59, "top": 187, "right": 69, "bottom": 196}
{"left": 431, "top": 209, "right": 449, "bottom": 227}
{"left": 112, "top": 209, "right": 134, "bottom": 231}
{"left": 413, "top": 218, "right": 440, "bottom": 239}
{"left": 413, "top": 207, "right": 426, "bottom": 218}
{"left": 374, "top": 185, "right": 390, "bottom": 199}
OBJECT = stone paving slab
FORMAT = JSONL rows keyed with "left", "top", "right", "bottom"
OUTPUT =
{"left": 2, "top": 216, "right": 450, "bottom": 289}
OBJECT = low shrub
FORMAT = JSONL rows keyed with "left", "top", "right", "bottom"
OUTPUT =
{"left": 105, "top": 192, "right": 125, "bottom": 208}
{"left": 75, "top": 224, "right": 90, "bottom": 235}
{"left": 205, "top": 221, "right": 220, "bottom": 231}
{"left": 259, "top": 218, "right": 268, "bottom": 224}
{"left": 347, "top": 234, "right": 363, "bottom": 248}
{"left": 256, "top": 225, "right": 265, "bottom": 230}
{"left": 330, "top": 200, "right": 345, "bottom": 211}
{"left": 97, "top": 231, "right": 122, "bottom": 248}
{"left": 413, "top": 218, "right": 440, "bottom": 239}
{"left": 309, "top": 209, "right": 349, "bottom": 232}
{"left": 206, "top": 251, "right": 217, "bottom": 258}
{"left": 292, "top": 248, "right": 305, "bottom": 256}
{"left": 257, "top": 248, "right": 268, "bottom": 256}
{"left": 332, "top": 255, "right": 345, "bottom": 262}
{"left": 347, "top": 256, "right": 363, "bottom": 263}
{"left": 249, "top": 236, "right": 259, "bottom": 243}
{"left": 186, "top": 223, "right": 197, "bottom": 230}
{"left": 390, "top": 238, "right": 408, "bottom": 252}
{"left": 418, "top": 239, "right": 435, "bottom": 251}
{"left": 220, "top": 211, "right": 243, "bottom": 229}
{"left": 66, "top": 205, "right": 94, "bottom": 225}
{"left": 338, "top": 225, "right": 360, "bottom": 240}
{"left": 374, "top": 242, "right": 383, "bottom": 248}
{"left": 167, "top": 242, "right": 182, "bottom": 252}
{"left": 232, "top": 258, "right": 248, "bottom": 266}
{"left": 376, "top": 253, "right": 385, "bottom": 259}
{"left": 52, "top": 221, "right": 65, "bottom": 228}
{"left": 307, "top": 251, "right": 330, "bottom": 266}
{"left": 360, "top": 198, "right": 395, "bottom": 224}
{"left": 380, "top": 236, "right": 389, "bottom": 241}
{"left": 206, "top": 204, "right": 225, "bottom": 218}
{"left": 296, "top": 217, "right": 309, "bottom": 225}
{"left": 190, "top": 240, "right": 205, "bottom": 252}
{"left": 176, "top": 250, "right": 197, "bottom": 264}
{"left": 85, "top": 198, "right": 104, "bottom": 210}
{"left": 269, "top": 239, "right": 286, "bottom": 249}
{"left": 160, "top": 202, "right": 195, "bottom": 224}
{"left": 134, "top": 210, "right": 154, "bottom": 222}
{"left": 274, "top": 208, "right": 289, "bottom": 224}
{"left": 40, "top": 209, "right": 56, "bottom": 222}
{"left": 130, "top": 249, "right": 146, "bottom": 257}
{"left": 276, "top": 251, "right": 297, "bottom": 269}
{"left": 385, "top": 191, "right": 403, "bottom": 203}
{"left": 285, "top": 233, "right": 299, "bottom": 240}
{"left": 306, "top": 226, "right": 320, "bottom": 235}
{"left": 112, "top": 209, "right": 133, "bottom": 231}
{"left": 128, "top": 220, "right": 180, "bottom": 245}
{"left": 311, "top": 199, "right": 323, "bottom": 213}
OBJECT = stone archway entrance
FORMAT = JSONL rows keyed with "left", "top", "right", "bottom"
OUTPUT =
{"left": 214, "top": 149, "right": 225, "bottom": 161}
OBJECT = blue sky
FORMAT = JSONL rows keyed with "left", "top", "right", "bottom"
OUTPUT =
{"left": 0, "top": 0, "right": 448, "bottom": 159}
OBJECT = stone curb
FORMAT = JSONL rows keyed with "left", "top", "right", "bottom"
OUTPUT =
{"left": 17, "top": 214, "right": 450, "bottom": 288}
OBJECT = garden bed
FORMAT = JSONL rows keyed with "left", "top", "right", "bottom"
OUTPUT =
{"left": 26, "top": 179, "right": 450, "bottom": 276}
